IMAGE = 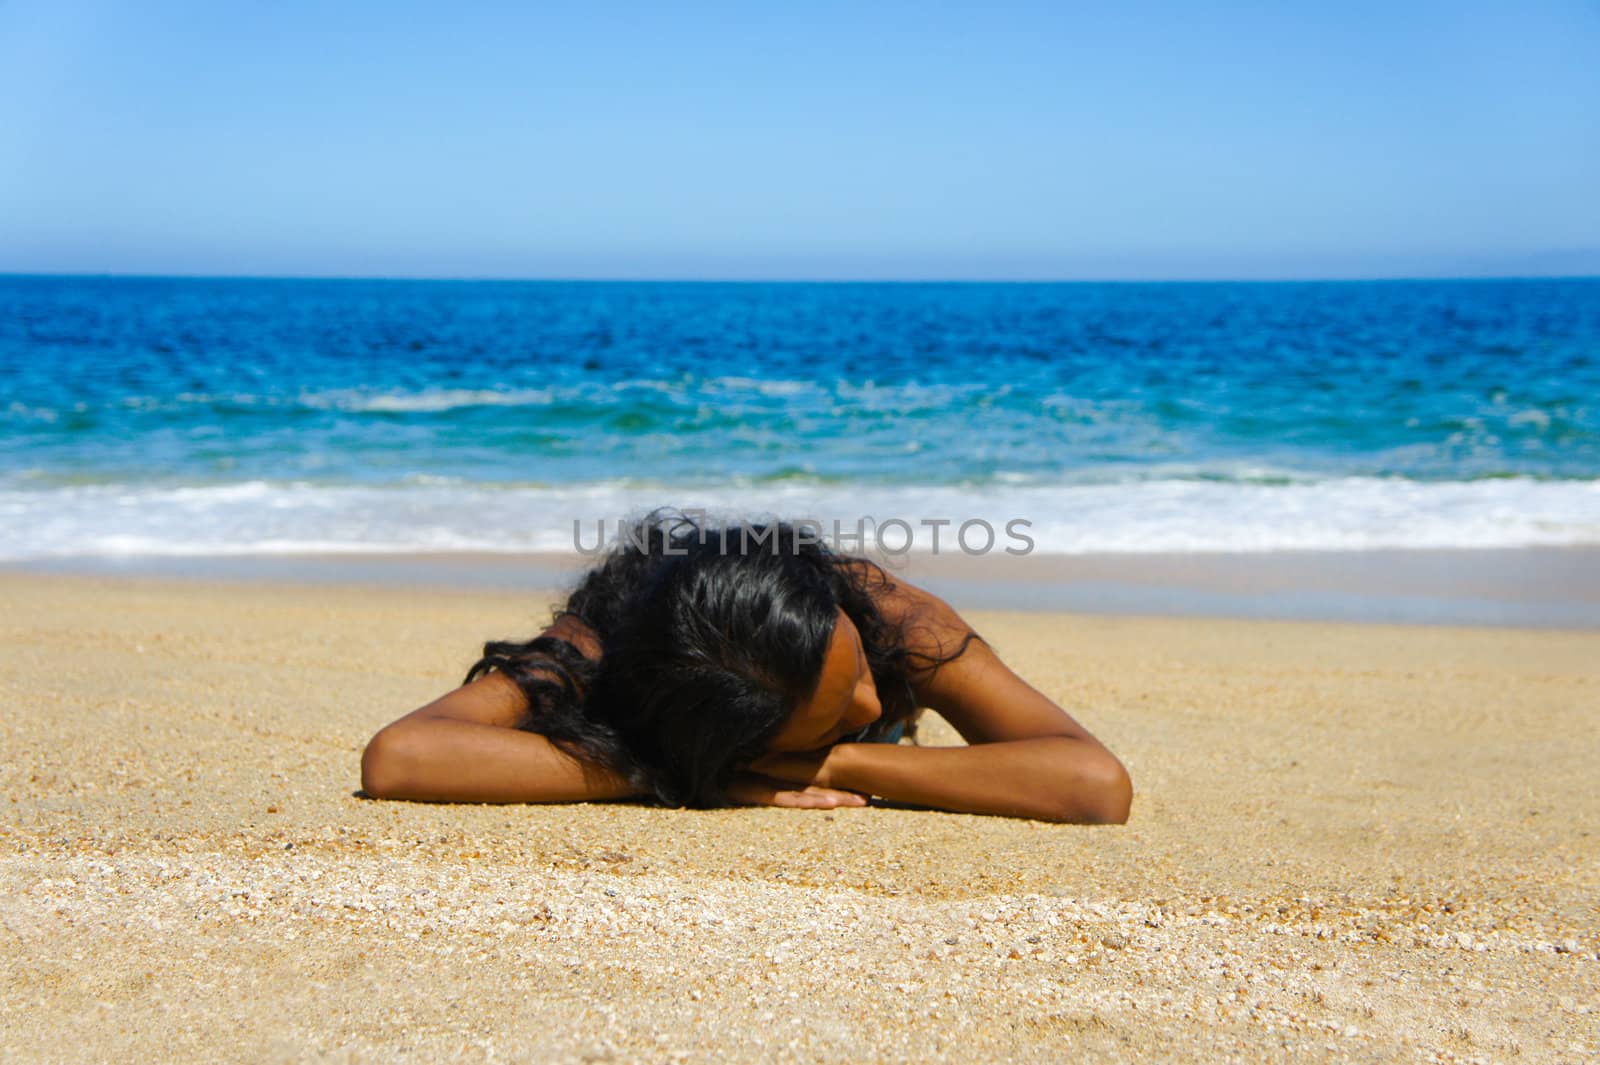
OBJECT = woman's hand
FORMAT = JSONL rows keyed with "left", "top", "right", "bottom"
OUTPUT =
{"left": 726, "top": 749, "right": 866, "bottom": 809}
{"left": 725, "top": 777, "right": 866, "bottom": 808}
{"left": 727, "top": 750, "right": 865, "bottom": 808}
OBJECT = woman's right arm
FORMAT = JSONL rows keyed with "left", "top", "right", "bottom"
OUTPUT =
{"left": 360, "top": 620, "right": 640, "bottom": 804}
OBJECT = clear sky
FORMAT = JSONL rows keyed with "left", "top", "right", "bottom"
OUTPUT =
{"left": 1, "top": 1, "right": 1596, "bottom": 280}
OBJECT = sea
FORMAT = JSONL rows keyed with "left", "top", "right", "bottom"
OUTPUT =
{"left": 2, "top": 275, "right": 1597, "bottom": 561}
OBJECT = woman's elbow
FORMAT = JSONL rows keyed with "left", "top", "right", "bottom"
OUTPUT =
{"left": 1086, "top": 755, "right": 1134, "bottom": 824}
{"left": 360, "top": 725, "right": 417, "bottom": 800}
{"left": 1051, "top": 747, "right": 1133, "bottom": 825}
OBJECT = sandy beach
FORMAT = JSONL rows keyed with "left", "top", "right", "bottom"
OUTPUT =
{"left": 2, "top": 571, "right": 1596, "bottom": 1063}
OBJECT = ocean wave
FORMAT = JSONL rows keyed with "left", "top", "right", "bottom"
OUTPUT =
{"left": 1, "top": 476, "right": 1595, "bottom": 560}
{"left": 297, "top": 388, "right": 558, "bottom": 413}
{"left": 701, "top": 376, "right": 825, "bottom": 397}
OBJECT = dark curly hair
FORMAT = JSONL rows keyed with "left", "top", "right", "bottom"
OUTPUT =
{"left": 464, "top": 509, "right": 980, "bottom": 807}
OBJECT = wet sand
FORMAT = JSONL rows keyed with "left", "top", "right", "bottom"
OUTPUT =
{"left": 12, "top": 543, "right": 1600, "bottom": 628}
{"left": 2, "top": 572, "right": 1596, "bottom": 1062}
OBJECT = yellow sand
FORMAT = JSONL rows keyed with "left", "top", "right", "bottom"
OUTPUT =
{"left": 2, "top": 572, "right": 1596, "bottom": 1062}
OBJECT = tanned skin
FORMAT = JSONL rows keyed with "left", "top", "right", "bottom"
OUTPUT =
{"left": 361, "top": 577, "right": 1131, "bottom": 824}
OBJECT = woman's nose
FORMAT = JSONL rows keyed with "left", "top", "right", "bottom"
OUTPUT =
{"left": 844, "top": 679, "right": 882, "bottom": 729}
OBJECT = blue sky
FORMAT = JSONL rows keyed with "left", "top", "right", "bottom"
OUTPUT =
{"left": 1, "top": 1, "right": 1596, "bottom": 280}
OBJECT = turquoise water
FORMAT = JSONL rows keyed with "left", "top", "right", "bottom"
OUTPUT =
{"left": 1, "top": 276, "right": 1596, "bottom": 556}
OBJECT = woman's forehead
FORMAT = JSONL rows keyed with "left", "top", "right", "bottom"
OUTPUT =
{"left": 791, "top": 615, "right": 855, "bottom": 714}
{"left": 811, "top": 615, "right": 859, "bottom": 705}
{"left": 766, "top": 612, "right": 860, "bottom": 751}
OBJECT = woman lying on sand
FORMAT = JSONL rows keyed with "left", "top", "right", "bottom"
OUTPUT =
{"left": 361, "top": 512, "right": 1131, "bottom": 823}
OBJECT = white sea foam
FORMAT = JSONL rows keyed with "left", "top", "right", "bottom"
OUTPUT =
{"left": 701, "top": 376, "right": 823, "bottom": 397}
{"left": 297, "top": 388, "right": 557, "bottom": 413}
{"left": 0, "top": 476, "right": 1596, "bottom": 560}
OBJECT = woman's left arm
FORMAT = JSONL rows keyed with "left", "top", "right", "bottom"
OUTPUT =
{"left": 752, "top": 590, "right": 1132, "bottom": 823}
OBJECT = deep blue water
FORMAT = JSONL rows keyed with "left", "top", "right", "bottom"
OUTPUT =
{"left": 1, "top": 276, "right": 1596, "bottom": 556}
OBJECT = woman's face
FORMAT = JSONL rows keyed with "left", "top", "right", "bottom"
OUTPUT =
{"left": 766, "top": 608, "right": 882, "bottom": 753}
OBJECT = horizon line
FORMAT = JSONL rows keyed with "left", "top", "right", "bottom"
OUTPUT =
{"left": 3, "top": 270, "right": 1600, "bottom": 286}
